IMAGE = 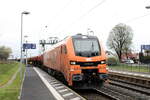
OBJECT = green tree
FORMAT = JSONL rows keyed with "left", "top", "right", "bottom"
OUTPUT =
{"left": 107, "top": 23, "right": 133, "bottom": 62}
{"left": 0, "top": 46, "right": 12, "bottom": 60}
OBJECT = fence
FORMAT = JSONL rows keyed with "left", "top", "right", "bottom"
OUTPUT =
{"left": 108, "top": 63, "right": 150, "bottom": 74}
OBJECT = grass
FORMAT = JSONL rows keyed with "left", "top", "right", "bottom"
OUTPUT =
{"left": 0, "top": 61, "right": 25, "bottom": 100}
{"left": 0, "top": 62, "right": 19, "bottom": 86}
{"left": 108, "top": 64, "right": 150, "bottom": 73}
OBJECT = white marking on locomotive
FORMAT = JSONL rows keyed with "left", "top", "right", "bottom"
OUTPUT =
{"left": 86, "top": 58, "right": 92, "bottom": 61}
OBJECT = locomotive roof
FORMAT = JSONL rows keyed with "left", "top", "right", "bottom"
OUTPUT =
{"left": 72, "top": 34, "right": 98, "bottom": 39}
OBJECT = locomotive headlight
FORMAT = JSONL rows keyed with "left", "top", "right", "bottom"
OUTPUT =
{"left": 70, "top": 61, "right": 76, "bottom": 65}
{"left": 101, "top": 60, "right": 106, "bottom": 64}
{"left": 106, "top": 67, "right": 109, "bottom": 70}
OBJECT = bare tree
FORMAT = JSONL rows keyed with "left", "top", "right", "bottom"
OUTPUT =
{"left": 0, "top": 46, "right": 12, "bottom": 60}
{"left": 107, "top": 23, "right": 133, "bottom": 62}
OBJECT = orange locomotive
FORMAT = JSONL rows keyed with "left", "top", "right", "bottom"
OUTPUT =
{"left": 30, "top": 34, "right": 108, "bottom": 88}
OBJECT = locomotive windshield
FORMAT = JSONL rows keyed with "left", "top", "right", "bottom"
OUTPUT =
{"left": 73, "top": 38, "right": 100, "bottom": 57}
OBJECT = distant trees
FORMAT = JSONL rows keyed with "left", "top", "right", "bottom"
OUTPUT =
{"left": 107, "top": 23, "right": 133, "bottom": 62}
{"left": 0, "top": 46, "right": 12, "bottom": 60}
{"left": 107, "top": 57, "right": 119, "bottom": 66}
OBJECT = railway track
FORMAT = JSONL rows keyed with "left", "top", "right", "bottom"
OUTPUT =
{"left": 106, "top": 72, "right": 150, "bottom": 100}
{"left": 75, "top": 89, "right": 119, "bottom": 100}
{"left": 104, "top": 83, "right": 150, "bottom": 100}
{"left": 94, "top": 87, "right": 130, "bottom": 100}
{"left": 93, "top": 81, "right": 150, "bottom": 100}
{"left": 75, "top": 85, "right": 136, "bottom": 100}
{"left": 110, "top": 77, "right": 150, "bottom": 89}
{"left": 74, "top": 72, "right": 150, "bottom": 100}
{"left": 110, "top": 80, "right": 150, "bottom": 96}
{"left": 108, "top": 72, "right": 150, "bottom": 87}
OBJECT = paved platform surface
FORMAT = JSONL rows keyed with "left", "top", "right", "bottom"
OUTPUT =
{"left": 109, "top": 69, "right": 150, "bottom": 78}
{"left": 20, "top": 67, "right": 56, "bottom": 100}
{"left": 20, "top": 67, "right": 85, "bottom": 100}
{"left": 33, "top": 67, "right": 85, "bottom": 100}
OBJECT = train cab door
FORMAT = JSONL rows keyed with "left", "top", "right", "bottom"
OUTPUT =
{"left": 60, "top": 45, "right": 67, "bottom": 74}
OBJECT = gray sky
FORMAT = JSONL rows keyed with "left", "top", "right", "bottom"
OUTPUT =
{"left": 0, "top": 0, "right": 150, "bottom": 58}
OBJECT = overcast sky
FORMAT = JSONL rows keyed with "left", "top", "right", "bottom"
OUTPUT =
{"left": 0, "top": 0, "right": 150, "bottom": 58}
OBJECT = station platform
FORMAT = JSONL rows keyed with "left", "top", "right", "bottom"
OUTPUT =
{"left": 109, "top": 69, "right": 150, "bottom": 79}
{"left": 20, "top": 67, "right": 56, "bottom": 100}
{"left": 20, "top": 66, "right": 85, "bottom": 100}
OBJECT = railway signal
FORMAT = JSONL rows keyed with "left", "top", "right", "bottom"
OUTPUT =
{"left": 39, "top": 37, "right": 59, "bottom": 53}
{"left": 23, "top": 43, "right": 36, "bottom": 67}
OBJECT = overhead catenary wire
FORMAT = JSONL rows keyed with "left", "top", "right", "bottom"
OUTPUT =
{"left": 55, "top": 0, "right": 107, "bottom": 34}
{"left": 79, "top": 0, "right": 106, "bottom": 20}
{"left": 69, "top": 0, "right": 107, "bottom": 27}
{"left": 125, "top": 13, "right": 150, "bottom": 23}
{"left": 51, "top": 0, "right": 87, "bottom": 34}
{"left": 46, "top": 0, "right": 74, "bottom": 29}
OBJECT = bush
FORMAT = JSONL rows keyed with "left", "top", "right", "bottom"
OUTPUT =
{"left": 107, "top": 57, "right": 118, "bottom": 66}
{"left": 0, "top": 46, "right": 12, "bottom": 60}
{"left": 139, "top": 52, "right": 150, "bottom": 64}
{"left": 142, "top": 56, "right": 150, "bottom": 64}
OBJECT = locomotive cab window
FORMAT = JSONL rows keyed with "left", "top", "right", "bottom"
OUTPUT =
{"left": 73, "top": 38, "right": 100, "bottom": 57}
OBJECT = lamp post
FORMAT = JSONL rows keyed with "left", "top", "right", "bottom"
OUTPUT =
{"left": 24, "top": 35, "right": 28, "bottom": 67}
{"left": 20, "top": 11, "right": 30, "bottom": 78}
